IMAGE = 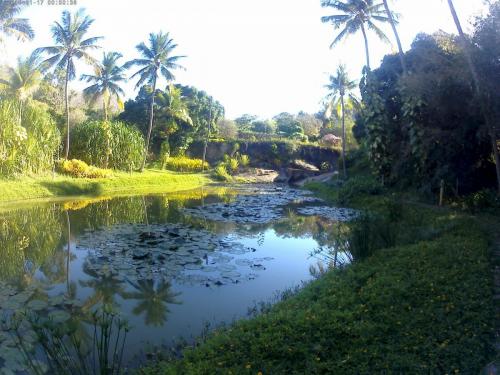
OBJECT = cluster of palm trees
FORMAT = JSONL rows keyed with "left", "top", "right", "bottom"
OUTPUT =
{"left": 1, "top": 4, "right": 185, "bottom": 171}
{"left": 321, "top": 0, "right": 500, "bottom": 188}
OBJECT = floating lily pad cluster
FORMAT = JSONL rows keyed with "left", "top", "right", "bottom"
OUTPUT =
{"left": 296, "top": 206, "right": 359, "bottom": 221}
{"left": 183, "top": 185, "right": 322, "bottom": 224}
{"left": 77, "top": 223, "right": 274, "bottom": 287}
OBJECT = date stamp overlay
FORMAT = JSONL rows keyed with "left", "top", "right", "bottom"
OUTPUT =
{"left": 12, "top": 0, "right": 78, "bottom": 6}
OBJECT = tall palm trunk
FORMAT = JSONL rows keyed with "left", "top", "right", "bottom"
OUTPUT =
{"left": 340, "top": 93, "right": 347, "bottom": 177}
{"left": 360, "top": 23, "right": 371, "bottom": 70}
{"left": 202, "top": 98, "right": 212, "bottom": 172}
{"left": 103, "top": 97, "right": 108, "bottom": 121}
{"left": 383, "top": 0, "right": 407, "bottom": 74}
{"left": 447, "top": 0, "right": 500, "bottom": 193}
{"left": 64, "top": 59, "right": 70, "bottom": 159}
{"left": 141, "top": 74, "right": 157, "bottom": 172}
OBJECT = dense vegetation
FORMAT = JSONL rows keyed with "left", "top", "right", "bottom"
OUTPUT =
{"left": 70, "top": 120, "right": 144, "bottom": 170}
{"left": 355, "top": 31, "right": 498, "bottom": 195}
{"left": 0, "top": 99, "right": 60, "bottom": 176}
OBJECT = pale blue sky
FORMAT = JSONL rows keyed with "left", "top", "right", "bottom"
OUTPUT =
{"left": 3, "top": 0, "right": 488, "bottom": 118}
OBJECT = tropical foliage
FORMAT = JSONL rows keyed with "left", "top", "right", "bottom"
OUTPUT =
{"left": 325, "top": 65, "right": 359, "bottom": 176}
{"left": 0, "top": 99, "right": 60, "bottom": 176}
{"left": 355, "top": 31, "right": 498, "bottom": 195}
{"left": 0, "top": 0, "right": 34, "bottom": 43}
{"left": 36, "top": 9, "right": 102, "bottom": 159}
{"left": 0, "top": 52, "right": 44, "bottom": 101}
{"left": 70, "top": 120, "right": 145, "bottom": 170}
{"left": 81, "top": 52, "right": 126, "bottom": 121}
{"left": 124, "top": 32, "right": 185, "bottom": 170}
{"left": 321, "top": 0, "right": 392, "bottom": 69}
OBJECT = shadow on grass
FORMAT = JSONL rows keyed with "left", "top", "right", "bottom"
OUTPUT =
{"left": 41, "top": 181, "right": 103, "bottom": 197}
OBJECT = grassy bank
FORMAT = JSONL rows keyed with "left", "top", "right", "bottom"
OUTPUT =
{"left": 0, "top": 170, "right": 210, "bottom": 205}
{"left": 140, "top": 181, "right": 495, "bottom": 374}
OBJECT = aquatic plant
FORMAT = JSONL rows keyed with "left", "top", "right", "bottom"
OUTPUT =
{"left": 11, "top": 306, "right": 129, "bottom": 375}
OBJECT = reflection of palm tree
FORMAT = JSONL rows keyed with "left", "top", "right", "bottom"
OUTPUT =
{"left": 123, "top": 279, "right": 180, "bottom": 327}
{"left": 65, "top": 210, "right": 71, "bottom": 294}
{"left": 80, "top": 262, "right": 127, "bottom": 311}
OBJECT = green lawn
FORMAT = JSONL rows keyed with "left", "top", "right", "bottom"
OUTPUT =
{"left": 0, "top": 169, "right": 210, "bottom": 206}
{"left": 140, "top": 184, "right": 495, "bottom": 374}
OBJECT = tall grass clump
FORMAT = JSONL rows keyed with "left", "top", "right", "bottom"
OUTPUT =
{"left": 163, "top": 156, "right": 209, "bottom": 172}
{"left": 70, "top": 120, "right": 145, "bottom": 171}
{"left": 213, "top": 164, "right": 232, "bottom": 181}
{"left": 0, "top": 99, "right": 60, "bottom": 177}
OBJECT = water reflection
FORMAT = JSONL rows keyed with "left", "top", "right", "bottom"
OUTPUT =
{"left": 123, "top": 279, "right": 180, "bottom": 327}
{"left": 0, "top": 185, "right": 356, "bottom": 371}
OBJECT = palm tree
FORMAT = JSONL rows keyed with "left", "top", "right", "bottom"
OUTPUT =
{"left": 0, "top": 0, "right": 34, "bottom": 43}
{"left": 81, "top": 52, "right": 126, "bottom": 121}
{"left": 0, "top": 52, "right": 44, "bottom": 101}
{"left": 124, "top": 32, "right": 185, "bottom": 171}
{"left": 325, "top": 65, "right": 359, "bottom": 177}
{"left": 36, "top": 9, "right": 102, "bottom": 159}
{"left": 321, "top": 0, "right": 391, "bottom": 70}
{"left": 445, "top": 0, "right": 500, "bottom": 193}
{"left": 382, "top": 0, "right": 406, "bottom": 74}
{"left": 156, "top": 85, "right": 192, "bottom": 135}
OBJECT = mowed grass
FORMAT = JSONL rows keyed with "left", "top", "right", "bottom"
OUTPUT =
{"left": 0, "top": 169, "right": 210, "bottom": 205}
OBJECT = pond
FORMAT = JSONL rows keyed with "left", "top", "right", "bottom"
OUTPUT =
{"left": 0, "top": 184, "right": 357, "bottom": 373}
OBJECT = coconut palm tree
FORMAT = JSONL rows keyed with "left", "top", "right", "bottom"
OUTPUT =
{"left": 124, "top": 32, "right": 185, "bottom": 171}
{"left": 445, "top": 0, "right": 500, "bottom": 193}
{"left": 321, "top": 0, "right": 392, "bottom": 70}
{"left": 0, "top": 52, "right": 44, "bottom": 101}
{"left": 36, "top": 9, "right": 102, "bottom": 159}
{"left": 0, "top": 0, "right": 34, "bottom": 43}
{"left": 325, "top": 65, "right": 359, "bottom": 177}
{"left": 81, "top": 52, "right": 126, "bottom": 121}
{"left": 382, "top": 0, "right": 406, "bottom": 74}
{"left": 156, "top": 85, "right": 192, "bottom": 135}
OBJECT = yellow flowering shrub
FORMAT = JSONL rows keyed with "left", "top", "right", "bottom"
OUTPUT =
{"left": 57, "top": 159, "right": 112, "bottom": 179}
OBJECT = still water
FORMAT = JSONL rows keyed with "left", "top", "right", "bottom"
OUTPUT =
{"left": 0, "top": 185, "right": 355, "bottom": 372}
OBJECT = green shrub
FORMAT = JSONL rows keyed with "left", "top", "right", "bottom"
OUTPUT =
{"left": 0, "top": 99, "right": 60, "bottom": 177}
{"left": 462, "top": 189, "right": 500, "bottom": 213}
{"left": 348, "top": 212, "right": 397, "bottom": 261}
{"left": 163, "top": 156, "right": 209, "bottom": 172}
{"left": 337, "top": 175, "right": 384, "bottom": 204}
{"left": 70, "top": 120, "right": 145, "bottom": 171}
{"left": 213, "top": 164, "right": 232, "bottom": 181}
{"left": 57, "top": 159, "right": 112, "bottom": 179}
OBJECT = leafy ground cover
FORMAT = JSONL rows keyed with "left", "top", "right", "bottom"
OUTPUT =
{"left": 140, "top": 180, "right": 495, "bottom": 374}
{"left": 0, "top": 170, "right": 209, "bottom": 205}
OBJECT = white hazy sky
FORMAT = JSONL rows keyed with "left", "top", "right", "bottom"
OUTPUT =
{"left": 3, "top": 0, "right": 488, "bottom": 119}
